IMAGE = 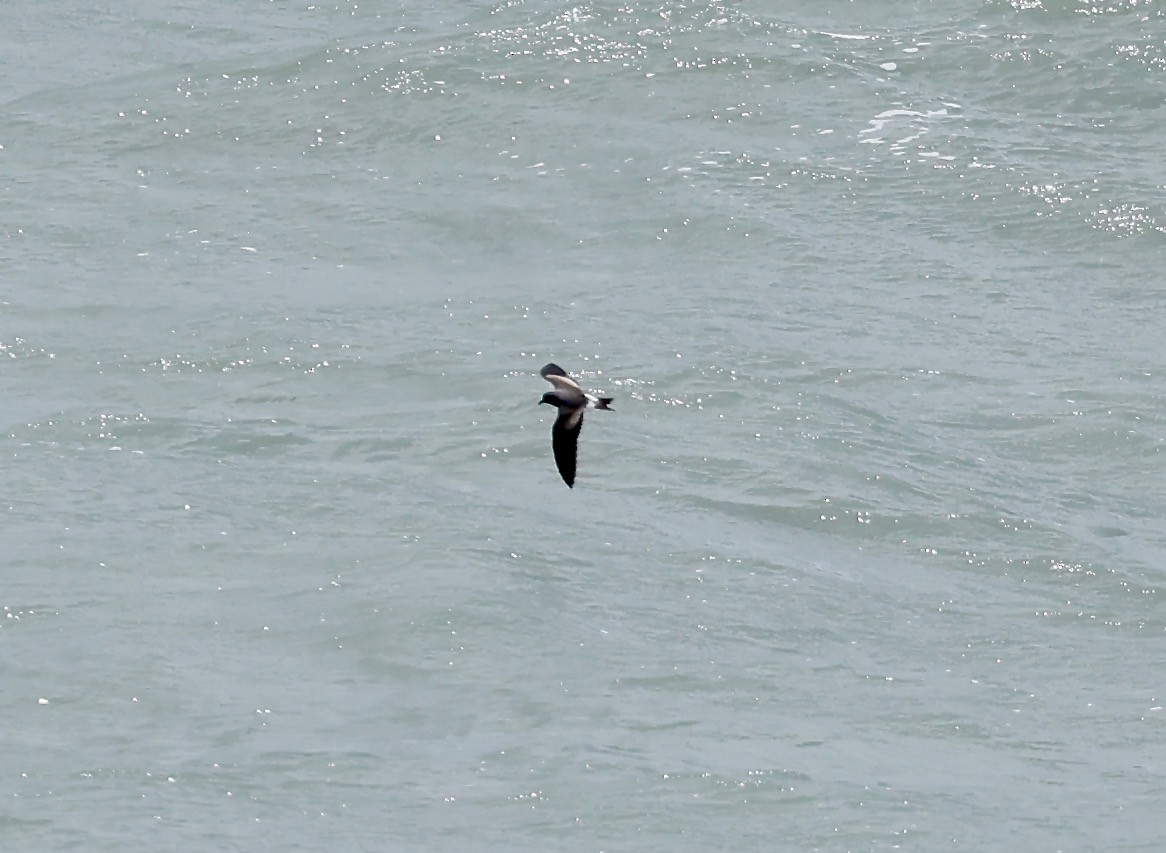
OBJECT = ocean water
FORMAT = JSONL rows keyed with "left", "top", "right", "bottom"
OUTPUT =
{"left": 3, "top": 0, "right": 1165, "bottom": 849}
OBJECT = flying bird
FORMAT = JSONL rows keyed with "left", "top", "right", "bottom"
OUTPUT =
{"left": 537, "top": 362, "right": 612, "bottom": 488}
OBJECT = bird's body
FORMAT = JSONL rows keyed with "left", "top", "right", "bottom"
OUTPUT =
{"left": 537, "top": 362, "right": 612, "bottom": 487}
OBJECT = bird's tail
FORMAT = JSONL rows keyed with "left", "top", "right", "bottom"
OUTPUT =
{"left": 592, "top": 397, "right": 613, "bottom": 410}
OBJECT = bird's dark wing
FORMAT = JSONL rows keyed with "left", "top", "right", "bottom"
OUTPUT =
{"left": 551, "top": 408, "right": 584, "bottom": 488}
{"left": 540, "top": 363, "right": 569, "bottom": 380}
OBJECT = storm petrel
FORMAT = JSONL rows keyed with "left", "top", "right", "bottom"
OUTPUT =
{"left": 537, "top": 362, "right": 612, "bottom": 488}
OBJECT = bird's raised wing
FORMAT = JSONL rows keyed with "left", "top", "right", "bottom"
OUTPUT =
{"left": 541, "top": 363, "right": 584, "bottom": 401}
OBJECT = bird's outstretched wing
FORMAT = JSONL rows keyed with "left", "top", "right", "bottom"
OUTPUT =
{"left": 540, "top": 363, "right": 569, "bottom": 379}
{"left": 551, "top": 408, "right": 584, "bottom": 487}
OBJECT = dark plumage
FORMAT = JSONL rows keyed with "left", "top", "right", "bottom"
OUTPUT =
{"left": 537, "top": 362, "right": 612, "bottom": 488}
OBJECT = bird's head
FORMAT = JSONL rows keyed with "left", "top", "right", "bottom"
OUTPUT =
{"left": 539, "top": 392, "right": 561, "bottom": 407}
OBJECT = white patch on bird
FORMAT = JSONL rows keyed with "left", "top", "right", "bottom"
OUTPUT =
{"left": 545, "top": 374, "right": 584, "bottom": 398}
